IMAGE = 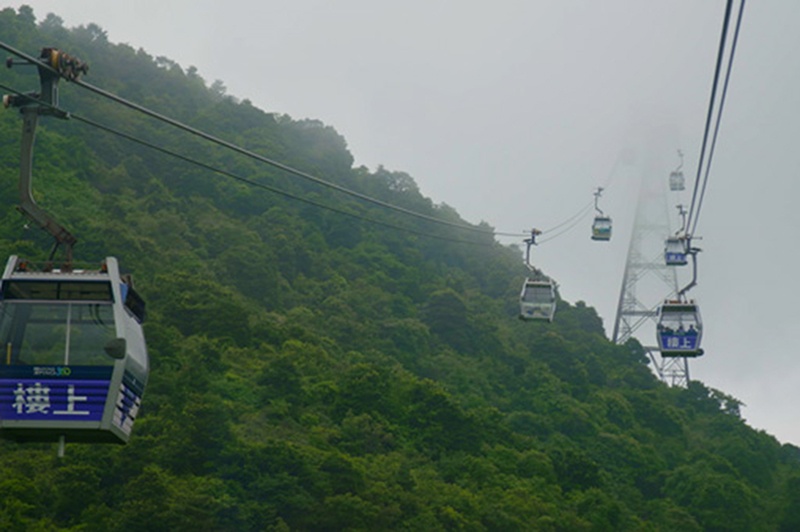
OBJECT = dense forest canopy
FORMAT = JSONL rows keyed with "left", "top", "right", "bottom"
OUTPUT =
{"left": 0, "top": 6, "right": 798, "bottom": 530}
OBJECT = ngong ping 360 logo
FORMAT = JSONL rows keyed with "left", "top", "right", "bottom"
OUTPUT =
{"left": 32, "top": 366, "right": 71, "bottom": 377}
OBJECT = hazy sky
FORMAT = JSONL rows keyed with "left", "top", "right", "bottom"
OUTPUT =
{"left": 12, "top": 1, "right": 800, "bottom": 445}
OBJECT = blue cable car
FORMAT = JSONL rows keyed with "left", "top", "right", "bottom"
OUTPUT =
{"left": 665, "top": 236, "right": 688, "bottom": 266}
{"left": 656, "top": 300, "right": 703, "bottom": 357}
{"left": 519, "top": 278, "right": 556, "bottom": 322}
{"left": 0, "top": 256, "right": 148, "bottom": 444}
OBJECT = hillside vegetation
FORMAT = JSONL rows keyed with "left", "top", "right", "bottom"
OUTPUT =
{"left": 0, "top": 7, "right": 799, "bottom": 531}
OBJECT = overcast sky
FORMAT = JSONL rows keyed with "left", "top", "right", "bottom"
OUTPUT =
{"left": 12, "top": 1, "right": 800, "bottom": 445}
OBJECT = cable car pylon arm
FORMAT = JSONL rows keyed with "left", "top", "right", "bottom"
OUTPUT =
{"left": 675, "top": 204, "right": 688, "bottom": 235}
{"left": 523, "top": 228, "right": 541, "bottom": 273}
{"left": 4, "top": 48, "right": 87, "bottom": 266}
{"left": 17, "top": 107, "right": 77, "bottom": 262}
{"left": 593, "top": 187, "right": 605, "bottom": 216}
{"left": 678, "top": 242, "right": 701, "bottom": 298}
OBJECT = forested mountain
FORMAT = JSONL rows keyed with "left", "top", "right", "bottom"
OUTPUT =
{"left": 1, "top": 7, "right": 799, "bottom": 531}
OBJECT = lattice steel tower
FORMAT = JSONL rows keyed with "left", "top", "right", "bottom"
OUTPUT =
{"left": 612, "top": 158, "right": 691, "bottom": 386}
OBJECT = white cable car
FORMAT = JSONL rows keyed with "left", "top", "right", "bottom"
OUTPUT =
{"left": 591, "top": 187, "right": 612, "bottom": 241}
{"left": 656, "top": 299, "right": 703, "bottom": 357}
{"left": 592, "top": 216, "right": 612, "bottom": 241}
{"left": 519, "top": 278, "right": 556, "bottom": 322}
{"left": 669, "top": 150, "right": 685, "bottom": 191}
{"left": 664, "top": 237, "right": 688, "bottom": 266}
{"left": 518, "top": 229, "right": 556, "bottom": 322}
{"left": 0, "top": 256, "right": 148, "bottom": 444}
{"left": 669, "top": 170, "right": 685, "bottom": 191}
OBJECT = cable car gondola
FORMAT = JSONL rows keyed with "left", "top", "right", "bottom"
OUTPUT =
{"left": 669, "top": 170, "right": 685, "bottom": 192}
{"left": 519, "top": 278, "right": 556, "bottom": 322}
{"left": 669, "top": 150, "right": 685, "bottom": 191}
{"left": 664, "top": 236, "right": 688, "bottom": 266}
{"left": 658, "top": 240, "right": 703, "bottom": 357}
{"left": 0, "top": 49, "right": 149, "bottom": 449}
{"left": 591, "top": 187, "right": 612, "bottom": 241}
{"left": 0, "top": 256, "right": 148, "bottom": 443}
{"left": 656, "top": 299, "right": 703, "bottom": 357}
{"left": 518, "top": 229, "right": 557, "bottom": 322}
{"left": 592, "top": 216, "right": 612, "bottom": 241}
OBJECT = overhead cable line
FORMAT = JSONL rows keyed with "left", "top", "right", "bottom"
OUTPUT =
{"left": 538, "top": 202, "right": 595, "bottom": 244}
{"left": 689, "top": 0, "right": 745, "bottom": 236}
{"left": 0, "top": 40, "right": 526, "bottom": 239}
{"left": 2, "top": 40, "right": 620, "bottom": 246}
{"left": 1, "top": 40, "right": 625, "bottom": 246}
{"left": 0, "top": 82, "right": 497, "bottom": 248}
{"left": 540, "top": 200, "right": 594, "bottom": 235}
{"left": 686, "top": 0, "right": 732, "bottom": 232}
{"left": 686, "top": 0, "right": 744, "bottom": 235}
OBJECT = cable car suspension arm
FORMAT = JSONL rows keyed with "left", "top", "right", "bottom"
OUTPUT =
{"left": 675, "top": 204, "right": 687, "bottom": 235}
{"left": 593, "top": 187, "right": 605, "bottom": 216}
{"left": 523, "top": 229, "right": 541, "bottom": 273}
{"left": 678, "top": 243, "right": 701, "bottom": 299}
{"left": 17, "top": 108, "right": 76, "bottom": 263}
{"left": 4, "top": 48, "right": 88, "bottom": 265}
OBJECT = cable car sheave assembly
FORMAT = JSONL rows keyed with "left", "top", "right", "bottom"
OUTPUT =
{"left": 0, "top": 48, "right": 149, "bottom": 453}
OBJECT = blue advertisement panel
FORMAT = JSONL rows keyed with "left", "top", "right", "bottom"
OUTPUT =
{"left": 0, "top": 366, "right": 112, "bottom": 422}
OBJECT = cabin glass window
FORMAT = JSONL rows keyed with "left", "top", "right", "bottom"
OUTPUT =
{"left": 2, "top": 281, "right": 113, "bottom": 302}
{"left": 0, "top": 302, "right": 116, "bottom": 366}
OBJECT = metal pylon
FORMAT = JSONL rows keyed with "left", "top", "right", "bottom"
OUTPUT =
{"left": 612, "top": 160, "right": 691, "bottom": 386}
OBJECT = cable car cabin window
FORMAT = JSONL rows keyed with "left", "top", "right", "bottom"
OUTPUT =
{"left": 521, "top": 285, "right": 555, "bottom": 303}
{"left": 2, "top": 280, "right": 113, "bottom": 302}
{"left": 593, "top": 217, "right": 612, "bottom": 230}
{"left": 658, "top": 309, "right": 700, "bottom": 332}
{"left": 0, "top": 301, "right": 116, "bottom": 366}
{"left": 121, "top": 284, "right": 146, "bottom": 323}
